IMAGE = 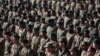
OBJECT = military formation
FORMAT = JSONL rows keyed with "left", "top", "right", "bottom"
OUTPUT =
{"left": 0, "top": 0, "right": 100, "bottom": 56}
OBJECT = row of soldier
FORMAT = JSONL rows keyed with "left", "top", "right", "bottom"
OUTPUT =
{"left": 0, "top": 0, "right": 100, "bottom": 56}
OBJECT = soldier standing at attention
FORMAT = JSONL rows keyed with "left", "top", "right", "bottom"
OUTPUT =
{"left": 3, "top": 31, "right": 12, "bottom": 56}
{"left": 81, "top": 42, "right": 90, "bottom": 56}
{"left": 93, "top": 39, "right": 100, "bottom": 56}
{"left": 20, "top": 39, "right": 37, "bottom": 56}
{"left": 58, "top": 37, "right": 71, "bottom": 56}
{"left": 44, "top": 42, "right": 57, "bottom": 56}
{"left": 11, "top": 34, "right": 21, "bottom": 56}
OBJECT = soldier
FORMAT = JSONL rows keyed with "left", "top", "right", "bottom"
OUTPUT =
{"left": 31, "top": 26, "right": 40, "bottom": 52}
{"left": 34, "top": 15, "right": 41, "bottom": 30}
{"left": 83, "top": 29, "right": 93, "bottom": 43}
{"left": 46, "top": 19, "right": 56, "bottom": 38}
{"left": 86, "top": 46, "right": 96, "bottom": 56}
{"left": 26, "top": 24, "right": 33, "bottom": 42}
{"left": 73, "top": 11, "right": 80, "bottom": 27}
{"left": 38, "top": 28, "right": 48, "bottom": 56}
{"left": 80, "top": 42, "right": 90, "bottom": 56}
{"left": 18, "top": 20, "right": 26, "bottom": 42}
{"left": 69, "top": 46, "right": 79, "bottom": 56}
{"left": 66, "top": 24, "right": 75, "bottom": 49}
{"left": 92, "top": 39, "right": 100, "bottom": 56}
{"left": 72, "top": 26, "right": 83, "bottom": 48}
{"left": 57, "top": 18, "right": 66, "bottom": 40}
{"left": 44, "top": 42, "right": 58, "bottom": 56}
{"left": 63, "top": 10, "right": 70, "bottom": 28}
{"left": 58, "top": 37, "right": 71, "bottom": 56}
{"left": 88, "top": 20, "right": 96, "bottom": 31}
{"left": 11, "top": 34, "right": 21, "bottom": 56}
{"left": 3, "top": 31, "right": 12, "bottom": 56}
{"left": 20, "top": 39, "right": 37, "bottom": 56}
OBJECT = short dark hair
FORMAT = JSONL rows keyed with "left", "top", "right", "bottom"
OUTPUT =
{"left": 13, "top": 34, "right": 20, "bottom": 39}
{"left": 4, "top": 31, "right": 12, "bottom": 36}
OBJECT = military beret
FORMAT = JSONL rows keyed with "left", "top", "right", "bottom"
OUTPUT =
{"left": 93, "top": 39, "right": 100, "bottom": 45}
{"left": 69, "top": 10, "right": 74, "bottom": 14}
{"left": 84, "top": 29, "right": 90, "bottom": 34}
{"left": 19, "top": 20, "right": 25, "bottom": 25}
{"left": 75, "top": 11, "right": 80, "bottom": 17}
{"left": 76, "top": 26, "right": 81, "bottom": 31}
{"left": 50, "top": 31, "right": 56, "bottom": 37}
{"left": 57, "top": 20, "right": 64, "bottom": 25}
{"left": 68, "top": 24, "right": 74, "bottom": 29}
{"left": 65, "top": 10, "right": 69, "bottom": 14}
{"left": 48, "top": 19, "right": 55, "bottom": 23}
{"left": 27, "top": 24, "right": 33, "bottom": 29}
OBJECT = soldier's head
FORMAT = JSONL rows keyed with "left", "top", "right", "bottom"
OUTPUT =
{"left": 68, "top": 24, "right": 74, "bottom": 32}
{"left": 84, "top": 29, "right": 90, "bottom": 37}
{"left": 44, "top": 42, "right": 55, "bottom": 53}
{"left": 48, "top": 19, "right": 55, "bottom": 27}
{"left": 35, "top": 15, "right": 41, "bottom": 22}
{"left": 18, "top": 20, "right": 26, "bottom": 28}
{"left": 41, "top": 18, "right": 45, "bottom": 23}
{"left": 22, "top": 39, "right": 29, "bottom": 47}
{"left": 12, "top": 34, "right": 20, "bottom": 44}
{"left": 40, "top": 28, "right": 47, "bottom": 37}
{"left": 64, "top": 10, "right": 70, "bottom": 16}
{"left": 27, "top": 24, "right": 33, "bottom": 32}
{"left": 49, "top": 31, "right": 57, "bottom": 41}
{"left": 87, "top": 46, "right": 96, "bottom": 56}
{"left": 70, "top": 46, "right": 78, "bottom": 56}
{"left": 81, "top": 42, "right": 90, "bottom": 51}
{"left": 93, "top": 39, "right": 100, "bottom": 49}
{"left": 89, "top": 20, "right": 94, "bottom": 25}
{"left": 33, "top": 26, "right": 40, "bottom": 35}
{"left": 57, "top": 18, "right": 64, "bottom": 28}
{"left": 76, "top": 26, "right": 81, "bottom": 34}
{"left": 3, "top": 31, "right": 12, "bottom": 40}
{"left": 58, "top": 37, "right": 67, "bottom": 47}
